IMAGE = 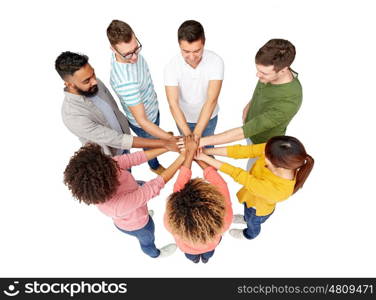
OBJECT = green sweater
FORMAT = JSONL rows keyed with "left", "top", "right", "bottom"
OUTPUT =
{"left": 242, "top": 72, "right": 302, "bottom": 144}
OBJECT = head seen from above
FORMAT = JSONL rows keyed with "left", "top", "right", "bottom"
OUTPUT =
{"left": 167, "top": 178, "right": 225, "bottom": 244}
{"left": 255, "top": 39, "right": 296, "bottom": 84}
{"left": 178, "top": 20, "right": 206, "bottom": 68}
{"left": 63, "top": 143, "right": 120, "bottom": 205}
{"left": 265, "top": 136, "right": 314, "bottom": 194}
{"left": 107, "top": 20, "right": 141, "bottom": 64}
{"left": 55, "top": 51, "right": 98, "bottom": 97}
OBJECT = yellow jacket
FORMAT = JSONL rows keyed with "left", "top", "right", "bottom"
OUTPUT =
{"left": 219, "top": 143, "right": 295, "bottom": 216}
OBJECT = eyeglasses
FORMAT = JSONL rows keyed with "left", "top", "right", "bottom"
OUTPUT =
{"left": 116, "top": 37, "right": 142, "bottom": 60}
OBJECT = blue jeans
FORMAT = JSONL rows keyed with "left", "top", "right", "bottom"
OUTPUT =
{"left": 243, "top": 204, "right": 274, "bottom": 240}
{"left": 185, "top": 249, "right": 215, "bottom": 263}
{"left": 115, "top": 217, "right": 160, "bottom": 258}
{"left": 128, "top": 112, "right": 161, "bottom": 170}
{"left": 178, "top": 115, "right": 218, "bottom": 149}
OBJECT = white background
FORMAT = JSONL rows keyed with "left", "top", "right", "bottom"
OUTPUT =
{"left": 0, "top": 0, "right": 375, "bottom": 277}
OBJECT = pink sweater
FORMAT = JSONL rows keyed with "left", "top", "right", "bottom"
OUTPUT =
{"left": 164, "top": 166, "right": 233, "bottom": 254}
{"left": 97, "top": 151, "right": 165, "bottom": 231}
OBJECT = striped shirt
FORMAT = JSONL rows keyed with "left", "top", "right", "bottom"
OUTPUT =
{"left": 110, "top": 53, "right": 159, "bottom": 127}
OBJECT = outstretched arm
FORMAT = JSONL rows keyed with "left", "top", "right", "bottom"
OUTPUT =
{"left": 199, "top": 127, "right": 245, "bottom": 147}
{"left": 203, "top": 146, "right": 228, "bottom": 157}
{"left": 132, "top": 136, "right": 180, "bottom": 152}
{"left": 195, "top": 152, "right": 225, "bottom": 170}
{"left": 129, "top": 103, "right": 174, "bottom": 140}
{"left": 165, "top": 86, "right": 192, "bottom": 136}
{"left": 160, "top": 153, "right": 185, "bottom": 183}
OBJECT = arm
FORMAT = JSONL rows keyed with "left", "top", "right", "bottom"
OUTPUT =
{"left": 200, "top": 127, "right": 245, "bottom": 147}
{"left": 144, "top": 148, "right": 168, "bottom": 160}
{"left": 115, "top": 176, "right": 165, "bottom": 218}
{"left": 203, "top": 146, "right": 228, "bottom": 157}
{"left": 203, "top": 166, "right": 233, "bottom": 232}
{"left": 160, "top": 153, "right": 185, "bottom": 183}
{"left": 165, "top": 86, "right": 192, "bottom": 136}
{"left": 62, "top": 113, "right": 133, "bottom": 150}
{"left": 204, "top": 144, "right": 266, "bottom": 159}
{"left": 242, "top": 102, "right": 251, "bottom": 123}
{"left": 182, "top": 135, "right": 198, "bottom": 169}
{"left": 192, "top": 80, "right": 222, "bottom": 137}
{"left": 128, "top": 103, "right": 173, "bottom": 140}
{"left": 242, "top": 101, "right": 300, "bottom": 140}
{"left": 219, "top": 163, "right": 285, "bottom": 203}
{"left": 195, "top": 159, "right": 209, "bottom": 170}
{"left": 132, "top": 136, "right": 179, "bottom": 152}
{"left": 195, "top": 152, "right": 224, "bottom": 170}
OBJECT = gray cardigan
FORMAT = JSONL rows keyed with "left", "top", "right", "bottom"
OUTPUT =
{"left": 61, "top": 79, "right": 133, "bottom": 156}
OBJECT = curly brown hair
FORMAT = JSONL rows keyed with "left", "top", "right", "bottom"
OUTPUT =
{"left": 63, "top": 143, "right": 120, "bottom": 205}
{"left": 166, "top": 178, "right": 225, "bottom": 244}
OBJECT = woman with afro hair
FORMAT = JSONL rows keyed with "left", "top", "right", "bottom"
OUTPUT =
{"left": 164, "top": 135, "right": 233, "bottom": 263}
{"left": 64, "top": 143, "right": 185, "bottom": 258}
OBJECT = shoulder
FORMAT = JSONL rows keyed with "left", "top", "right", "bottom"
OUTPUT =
{"left": 165, "top": 54, "right": 182, "bottom": 69}
{"left": 204, "top": 50, "right": 224, "bottom": 65}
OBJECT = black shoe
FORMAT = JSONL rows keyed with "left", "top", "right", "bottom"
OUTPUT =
{"left": 201, "top": 257, "right": 209, "bottom": 264}
{"left": 192, "top": 257, "right": 200, "bottom": 264}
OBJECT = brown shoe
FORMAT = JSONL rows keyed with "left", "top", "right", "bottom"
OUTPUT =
{"left": 150, "top": 165, "right": 166, "bottom": 175}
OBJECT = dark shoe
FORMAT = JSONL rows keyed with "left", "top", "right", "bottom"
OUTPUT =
{"left": 201, "top": 257, "right": 209, "bottom": 264}
{"left": 192, "top": 256, "right": 200, "bottom": 264}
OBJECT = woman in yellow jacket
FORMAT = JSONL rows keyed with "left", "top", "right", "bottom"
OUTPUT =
{"left": 195, "top": 135, "right": 314, "bottom": 240}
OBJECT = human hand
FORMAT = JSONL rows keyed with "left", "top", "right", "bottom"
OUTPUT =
{"left": 194, "top": 147, "right": 206, "bottom": 161}
{"left": 184, "top": 135, "right": 198, "bottom": 156}
{"left": 164, "top": 136, "right": 180, "bottom": 152}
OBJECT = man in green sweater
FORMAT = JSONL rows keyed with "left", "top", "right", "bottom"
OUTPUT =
{"left": 200, "top": 39, "right": 302, "bottom": 154}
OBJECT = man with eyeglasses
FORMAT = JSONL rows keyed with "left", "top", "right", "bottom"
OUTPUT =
{"left": 164, "top": 20, "right": 224, "bottom": 146}
{"left": 107, "top": 20, "right": 175, "bottom": 175}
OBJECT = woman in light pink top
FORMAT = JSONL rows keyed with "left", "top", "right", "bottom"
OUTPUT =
{"left": 164, "top": 136, "right": 233, "bottom": 263}
{"left": 64, "top": 143, "right": 185, "bottom": 258}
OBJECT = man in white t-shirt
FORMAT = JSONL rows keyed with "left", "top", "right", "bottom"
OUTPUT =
{"left": 164, "top": 20, "right": 224, "bottom": 146}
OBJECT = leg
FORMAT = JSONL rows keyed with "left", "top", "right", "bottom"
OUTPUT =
{"left": 243, "top": 205, "right": 273, "bottom": 240}
{"left": 185, "top": 253, "right": 200, "bottom": 263}
{"left": 128, "top": 113, "right": 161, "bottom": 170}
{"left": 116, "top": 217, "right": 160, "bottom": 258}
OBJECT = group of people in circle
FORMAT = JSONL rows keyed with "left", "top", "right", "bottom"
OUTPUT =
{"left": 57, "top": 19, "right": 314, "bottom": 263}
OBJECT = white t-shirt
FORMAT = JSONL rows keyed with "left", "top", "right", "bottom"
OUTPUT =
{"left": 164, "top": 49, "right": 224, "bottom": 123}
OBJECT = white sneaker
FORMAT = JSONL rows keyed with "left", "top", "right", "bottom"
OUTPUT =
{"left": 148, "top": 210, "right": 154, "bottom": 218}
{"left": 229, "top": 229, "right": 246, "bottom": 240}
{"left": 232, "top": 214, "right": 246, "bottom": 224}
{"left": 158, "top": 243, "right": 177, "bottom": 258}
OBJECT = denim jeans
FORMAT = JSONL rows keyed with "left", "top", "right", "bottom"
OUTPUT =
{"left": 243, "top": 204, "right": 274, "bottom": 240}
{"left": 128, "top": 112, "right": 161, "bottom": 170}
{"left": 115, "top": 216, "right": 160, "bottom": 258}
{"left": 185, "top": 249, "right": 215, "bottom": 263}
{"left": 178, "top": 115, "right": 218, "bottom": 149}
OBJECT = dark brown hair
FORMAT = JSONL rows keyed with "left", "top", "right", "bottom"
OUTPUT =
{"left": 63, "top": 143, "right": 120, "bottom": 205}
{"left": 255, "top": 39, "right": 296, "bottom": 72}
{"left": 167, "top": 178, "right": 225, "bottom": 244}
{"left": 107, "top": 20, "right": 134, "bottom": 46}
{"left": 178, "top": 20, "right": 205, "bottom": 43}
{"left": 55, "top": 51, "right": 88, "bottom": 80}
{"left": 265, "top": 136, "right": 314, "bottom": 194}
